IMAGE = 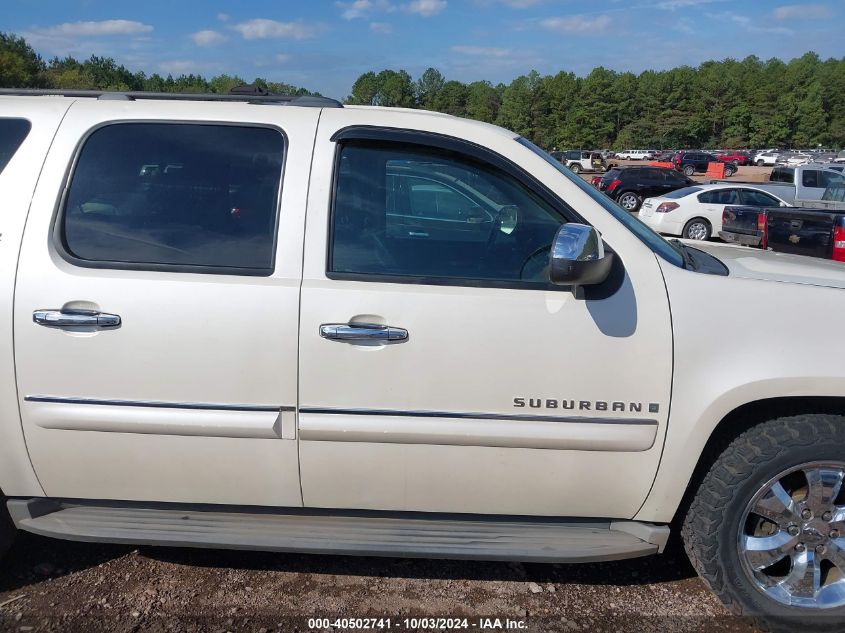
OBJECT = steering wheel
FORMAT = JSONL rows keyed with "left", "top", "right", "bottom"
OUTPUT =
{"left": 519, "top": 243, "right": 552, "bottom": 282}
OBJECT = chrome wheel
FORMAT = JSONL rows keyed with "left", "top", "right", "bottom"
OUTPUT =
{"left": 738, "top": 462, "right": 845, "bottom": 609}
{"left": 685, "top": 220, "right": 709, "bottom": 240}
{"left": 617, "top": 193, "right": 639, "bottom": 211}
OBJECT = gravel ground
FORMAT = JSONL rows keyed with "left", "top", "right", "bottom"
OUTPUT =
{"left": 0, "top": 531, "right": 760, "bottom": 633}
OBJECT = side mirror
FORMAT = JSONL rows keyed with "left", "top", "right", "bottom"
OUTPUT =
{"left": 549, "top": 223, "right": 614, "bottom": 288}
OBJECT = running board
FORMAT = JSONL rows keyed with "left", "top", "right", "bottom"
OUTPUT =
{"left": 7, "top": 499, "right": 668, "bottom": 563}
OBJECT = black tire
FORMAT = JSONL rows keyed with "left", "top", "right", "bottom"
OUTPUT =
{"left": 682, "top": 414, "right": 845, "bottom": 633}
{"left": 570, "top": 163, "right": 581, "bottom": 174}
{"left": 0, "top": 493, "right": 15, "bottom": 561}
{"left": 757, "top": 160, "right": 766, "bottom": 166}
{"left": 616, "top": 191, "right": 642, "bottom": 212}
{"left": 683, "top": 164, "right": 696, "bottom": 176}
{"left": 682, "top": 217, "right": 711, "bottom": 240}
{"left": 725, "top": 166, "right": 736, "bottom": 177}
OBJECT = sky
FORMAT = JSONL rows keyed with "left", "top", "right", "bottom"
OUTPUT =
{"left": 5, "top": 0, "right": 845, "bottom": 99}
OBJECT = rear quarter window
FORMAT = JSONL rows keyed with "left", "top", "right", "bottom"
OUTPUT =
{"left": 0, "top": 118, "right": 32, "bottom": 174}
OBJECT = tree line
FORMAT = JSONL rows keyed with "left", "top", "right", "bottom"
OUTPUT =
{"left": 2, "top": 32, "right": 843, "bottom": 150}
{"left": 0, "top": 33, "right": 312, "bottom": 100}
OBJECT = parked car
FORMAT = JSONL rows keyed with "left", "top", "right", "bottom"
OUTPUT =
{"left": 4, "top": 89, "right": 845, "bottom": 633}
{"left": 653, "top": 151, "right": 676, "bottom": 162}
{"left": 561, "top": 149, "right": 606, "bottom": 174}
{"left": 674, "top": 152, "right": 736, "bottom": 177}
{"left": 715, "top": 151, "right": 751, "bottom": 166}
{"left": 639, "top": 184, "right": 788, "bottom": 240}
{"left": 835, "top": 149, "right": 845, "bottom": 163}
{"left": 754, "top": 152, "right": 780, "bottom": 166}
{"left": 598, "top": 166, "right": 694, "bottom": 212}
{"left": 616, "top": 149, "right": 653, "bottom": 160}
{"left": 716, "top": 164, "right": 845, "bottom": 204}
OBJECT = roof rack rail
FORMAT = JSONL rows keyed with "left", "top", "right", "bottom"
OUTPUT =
{"left": 0, "top": 87, "right": 343, "bottom": 108}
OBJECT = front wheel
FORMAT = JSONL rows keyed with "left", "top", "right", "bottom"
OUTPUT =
{"left": 683, "top": 218, "right": 711, "bottom": 240}
{"left": 616, "top": 191, "right": 642, "bottom": 212}
{"left": 570, "top": 163, "right": 581, "bottom": 174}
{"left": 683, "top": 165, "right": 696, "bottom": 176}
{"left": 682, "top": 415, "right": 845, "bottom": 633}
{"left": 725, "top": 166, "right": 737, "bottom": 177}
{"left": 757, "top": 160, "right": 766, "bottom": 166}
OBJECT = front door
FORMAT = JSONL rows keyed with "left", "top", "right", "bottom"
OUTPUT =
{"left": 297, "top": 113, "right": 673, "bottom": 518}
{"left": 15, "top": 101, "right": 318, "bottom": 506}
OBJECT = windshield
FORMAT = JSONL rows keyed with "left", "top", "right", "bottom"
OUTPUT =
{"left": 517, "top": 137, "right": 685, "bottom": 268}
{"left": 664, "top": 186, "right": 702, "bottom": 199}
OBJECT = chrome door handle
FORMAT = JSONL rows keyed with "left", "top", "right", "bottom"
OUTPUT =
{"left": 319, "top": 323, "right": 408, "bottom": 342}
{"left": 33, "top": 309, "right": 121, "bottom": 328}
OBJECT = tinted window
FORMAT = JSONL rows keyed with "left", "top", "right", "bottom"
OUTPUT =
{"left": 61, "top": 123, "right": 284, "bottom": 274}
{"left": 331, "top": 142, "right": 564, "bottom": 284}
{"left": 698, "top": 189, "right": 739, "bottom": 204}
{"left": 740, "top": 189, "right": 780, "bottom": 206}
{"left": 567, "top": 151, "right": 580, "bottom": 160}
{"left": 664, "top": 186, "right": 702, "bottom": 199}
{"left": 771, "top": 168, "right": 794, "bottom": 183}
{"left": 802, "top": 170, "right": 819, "bottom": 188}
{"left": 0, "top": 118, "right": 31, "bottom": 174}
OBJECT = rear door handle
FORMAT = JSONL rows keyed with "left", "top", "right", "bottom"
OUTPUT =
{"left": 33, "top": 309, "right": 121, "bottom": 328}
{"left": 319, "top": 323, "right": 408, "bottom": 342}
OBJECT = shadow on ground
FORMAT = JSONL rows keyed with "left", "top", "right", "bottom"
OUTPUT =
{"left": 0, "top": 530, "right": 697, "bottom": 592}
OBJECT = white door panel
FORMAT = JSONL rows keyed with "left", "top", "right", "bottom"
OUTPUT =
{"left": 15, "top": 100, "right": 317, "bottom": 506}
{"left": 298, "top": 110, "right": 673, "bottom": 518}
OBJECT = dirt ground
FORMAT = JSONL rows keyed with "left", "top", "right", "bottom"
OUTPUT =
{"left": 0, "top": 530, "right": 762, "bottom": 633}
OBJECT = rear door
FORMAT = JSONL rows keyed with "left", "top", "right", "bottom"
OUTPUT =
{"left": 14, "top": 100, "right": 318, "bottom": 506}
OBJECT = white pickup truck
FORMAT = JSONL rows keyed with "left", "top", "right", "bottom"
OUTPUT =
{"left": 0, "top": 90, "right": 843, "bottom": 633}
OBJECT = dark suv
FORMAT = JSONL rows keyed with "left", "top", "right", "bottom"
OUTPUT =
{"left": 673, "top": 152, "right": 736, "bottom": 177}
{"left": 598, "top": 166, "right": 694, "bottom": 212}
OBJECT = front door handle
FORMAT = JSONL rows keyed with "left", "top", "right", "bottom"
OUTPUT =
{"left": 33, "top": 309, "right": 121, "bottom": 329}
{"left": 319, "top": 322, "right": 408, "bottom": 342}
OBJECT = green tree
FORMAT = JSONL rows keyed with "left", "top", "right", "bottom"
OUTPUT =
{"left": 416, "top": 67, "right": 445, "bottom": 109}
{"left": 0, "top": 32, "right": 46, "bottom": 87}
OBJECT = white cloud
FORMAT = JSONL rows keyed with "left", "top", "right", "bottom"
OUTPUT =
{"left": 27, "top": 19, "right": 153, "bottom": 38}
{"left": 403, "top": 0, "right": 447, "bottom": 16}
{"left": 336, "top": 0, "right": 396, "bottom": 19}
{"left": 773, "top": 4, "right": 831, "bottom": 19}
{"left": 475, "top": 0, "right": 544, "bottom": 7}
{"left": 159, "top": 60, "right": 197, "bottom": 75}
{"left": 275, "top": 53, "right": 292, "bottom": 64}
{"left": 217, "top": 13, "right": 230, "bottom": 22}
{"left": 190, "top": 30, "right": 226, "bottom": 47}
{"left": 651, "top": 0, "right": 721, "bottom": 9}
{"left": 231, "top": 19, "right": 325, "bottom": 40}
{"left": 451, "top": 45, "right": 512, "bottom": 57}
{"left": 673, "top": 17, "right": 694, "bottom": 33}
{"left": 708, "top": 11, "right": 793, "bottom": 34}
{"left": 370, "top": 22, "right": 394, "bottom": 33}
{"left": 540, "top": 14, "right": 611, "bottom": 34}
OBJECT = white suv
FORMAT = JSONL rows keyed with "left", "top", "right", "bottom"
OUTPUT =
{"left": 616, "top": 149, "right": 652, "bottom": 160}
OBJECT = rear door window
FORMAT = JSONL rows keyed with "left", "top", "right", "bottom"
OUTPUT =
{"left": 698, "top": 189, "right": 739, "bottom": 204}
{"left": 60, "top": 122, "right": 285, "bottom": 275}
{"left": 802, "top": 170, "right": 820, "bottom": 188}
{"left": 740, "top": 189, "right": 780, "bottom": 207}
{"left": 0, "top": 118, "right": 32, "bottom": 174}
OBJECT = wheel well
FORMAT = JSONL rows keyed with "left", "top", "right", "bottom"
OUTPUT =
{"left": 672, "top": 396, "right": 845, "bottom": 526}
